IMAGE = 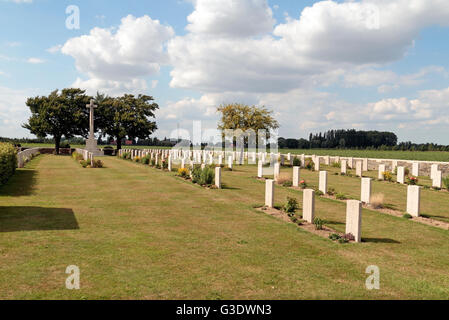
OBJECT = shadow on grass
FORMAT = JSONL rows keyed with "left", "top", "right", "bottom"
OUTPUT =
{"left": 0, "top": 207, "right": 79, "bottom": 233}
{"left": 221, "top": 184, "right": 241, "bottom": 190}
{"left": 362, "top": 238, "right": 401, "bottom": 244}
{"left": 0, "top": 169, "right": 37, "bottom": 196}
{"left": 420, "top": 213, "right": 449, "bottom": 223}
{"left": 324, "top": 220, "right": 345, "bottom": 226}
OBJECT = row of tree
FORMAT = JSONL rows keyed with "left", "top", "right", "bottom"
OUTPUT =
{"left": 308, "top": 129, "right": 398, "bottom": 149}
{"left": 23, "top": 88, "right": 158, "bottom": 153}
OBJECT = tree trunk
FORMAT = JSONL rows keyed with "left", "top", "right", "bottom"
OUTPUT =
{"left": 55, "top": 135, "right": 61, "bottom": 155}
{"left": 116, "top": 137, "right": 122, "bottom": 150}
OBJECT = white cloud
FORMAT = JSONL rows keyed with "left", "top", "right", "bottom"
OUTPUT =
{"left": 61, "top": 14, "right": 174, "bottom": 94}
{"left": 5, "top": 41, "right": 21, "bottom": 47}
{"left": 71, "top": 77, "right": 148, "bottom": 96}
{"left": 274, "top": 0, "right": 449, "bottom": 65}
{"left": 186, "top": 0, "right": 275, "bottom": 37}
{"left": 343, "top": 65, "right": 447, "bottom": 90}
{"left": 0, "top": 86, "right": 36, "bottom": 138}
{"left": 27, "top": 57, "right": 45, "bottom": 64}
{"left": 46, "top": 44, "right": 62, "bottom": 54}
{"left": 168, "top": 0, "right": 449, "bottom": 95}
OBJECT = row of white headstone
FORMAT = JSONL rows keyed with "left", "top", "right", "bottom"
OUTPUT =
{"left": 264, "top": 179, "right": 362, "bottom": 242}
{"left": 120, "top": 148, "right": 224, "bottom": 189}
{"left": 75, "top": 148, "right": 95, "bottom": 166}
{"left": 120, "top": 149, "right": 447, "bottom": 181}
{"left": 263, "top": 165, "right": 424, "bottom": 242}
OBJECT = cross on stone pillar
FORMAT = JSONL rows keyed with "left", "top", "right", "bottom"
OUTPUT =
{"left": 87, "top": 99, "right": 97, "bottom": 140}
{"left": 85, "top": 99, "right": 103, "bottom": 156}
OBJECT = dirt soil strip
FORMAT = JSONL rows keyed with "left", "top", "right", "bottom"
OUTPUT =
{"left": 256, "top": 207, "right": 349, "bottom": 241}
{"left": 320, "top": 194, "right": 449, "bottom": 231}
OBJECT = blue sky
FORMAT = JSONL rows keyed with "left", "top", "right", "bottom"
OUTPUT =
{"left": 1, "top": 0, "right": 449, "bottom": 144}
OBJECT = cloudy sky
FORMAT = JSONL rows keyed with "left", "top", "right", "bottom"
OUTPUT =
{"left": 1, "top": 0, "right": 449, "bottom": 144}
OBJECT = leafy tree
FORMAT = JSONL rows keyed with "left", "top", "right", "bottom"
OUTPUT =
{"left": 217, "top": 103, "right": 279, "bottom": 162}
{"left": 96, "top": 94, "right": 159, "bottom": 150}
{"left": 217, "top": 103, "right": 279, "bottom": 145}
{"left": 23, "top": 88, "right": 91, "bottom": 154}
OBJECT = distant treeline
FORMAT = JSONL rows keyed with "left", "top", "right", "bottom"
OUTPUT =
{"left": 278, "top": 129, "right": 449, "bottom": 151}
{"left": 3, "top": 128, "right": 449, "bottom": 151}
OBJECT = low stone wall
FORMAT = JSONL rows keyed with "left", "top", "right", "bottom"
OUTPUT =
{"left": 19, "top": 147, "right": 72, "bottom": 155}
{"left": 17, "top": 148, "right": 41, "bottom": 168}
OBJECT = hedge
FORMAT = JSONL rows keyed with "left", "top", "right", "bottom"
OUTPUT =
{"left": 0, "top": 142, "right": 17, "bottom": 186}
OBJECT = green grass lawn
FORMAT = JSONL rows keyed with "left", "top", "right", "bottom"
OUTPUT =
{"left": 1, "top": 155, "right": 449, "bottom": 299}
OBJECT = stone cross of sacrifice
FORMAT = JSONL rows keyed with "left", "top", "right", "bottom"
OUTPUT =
{"left": 86, "top": 99, "right": 97, "bottom": 139}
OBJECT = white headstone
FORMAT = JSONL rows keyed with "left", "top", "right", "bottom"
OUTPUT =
{"left": 341, "top": 160, "right": 347, "bottom": 175}
{"left": 347, "top": 157, "right": 354, "bottom": 169}
{"left": 292, "top": 166, "right": 300, "bottom": 187}
{"left": 303, "top": 189, "right": 315, "bottom": 223}
{"left": 346, "top": 200, "right": 362, "bottom": 243}
{"left": 397, "top": 166, "right": 405, "bottom": 184}
{"left": 274, "top": 163, "right": 280, "bottom": 181}
{"left": 257, "top": 161, "right": 263, "bottom": 178}
{"left": 361, "top": 178, "right": 372, "bottom": 204}
{"left": 407, "top": 185, "right": 420, "bottom": 217}
{"left": 431, "top": 164, "right": 439, "bottom": 180}
{"left": 314, "top": 158, "right": 320, "bottom": 171}
{"left": 265, "top": 179, "right": 275, "bottom": 208}
{"left": 356, "top": 161, "right": 362, "bottom": 177}
{"left": 363, "top": 158, "right": 368, "bottom": 171}
{"left": 412, "top": 162, "right": 419, "bottom": 177}
{"left": 378, "top": 164, "right": 386, "bottom": 180}
{"left": 319, "top": 171, "right": 328, "bottom": 194}
{"left": 392, "top": 160, "right": 398, "bottom": 172}
{"left": 432, "top": 170, "right": 442, "bottom": 188}
{"left": 215, "top": 167, "right": 222, "bottom": 189}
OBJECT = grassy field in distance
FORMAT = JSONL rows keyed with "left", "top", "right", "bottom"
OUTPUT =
{"left": 280, "top": 149, "right": 449, "bottom": 162}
